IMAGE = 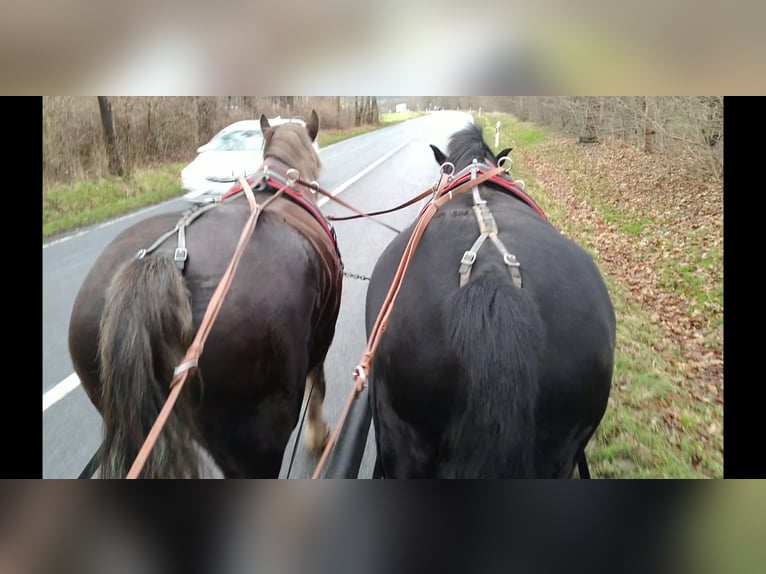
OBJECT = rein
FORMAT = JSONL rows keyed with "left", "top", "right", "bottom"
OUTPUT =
{"left": 124, "top": 174, "right": 288, "bottom": 479}
{"left": 311, "top": 165, "right": 507, "bottom": 479}
{"left": 295, "top": 177, "right": 404, "bottom": 234}
{"left": 317, "top": 161, "right": 546, "bottom": 225}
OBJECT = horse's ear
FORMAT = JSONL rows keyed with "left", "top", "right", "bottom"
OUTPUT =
{"left": 496, "top": 147, "right": 513, "bottom": 161}
{"left": 260, "top": 114, "right": 271, "bottom": 132}
{"left": 307, "top": 110, "right": 319, "bottom": 142}
{"left": 430, "top": 144, "right": 448, "bottom": 166}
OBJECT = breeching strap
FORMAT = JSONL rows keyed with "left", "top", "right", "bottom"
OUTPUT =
{"left": 311, "top": 166, "right": 505, "bottom": 479}
{"left": 125, "top": 175, "right": 286, "bottom": 479}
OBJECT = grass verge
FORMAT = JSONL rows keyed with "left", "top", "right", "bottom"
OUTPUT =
{"left": 43, "top": 164, "right": 185, "bottom": 239}
{"left": 474, "top": 112, "right": 723, "bottom": 478}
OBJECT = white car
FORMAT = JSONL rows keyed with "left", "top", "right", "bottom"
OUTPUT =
{"left": 181, "top": 117, "right": 319, "bottom": 204}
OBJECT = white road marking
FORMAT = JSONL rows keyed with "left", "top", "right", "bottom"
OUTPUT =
{"left": 42, "top": 143, "right": 409, "bottom": 412}
{"left": 43, "top": 373, "right": 81, "bottom": 412}
{"left": 318, "top": 142, "right": 409, "bottom": 206}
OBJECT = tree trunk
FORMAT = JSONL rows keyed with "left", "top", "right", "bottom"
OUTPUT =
{"left": 369, "top": 96, "right": 379, "bottom": 124}
{"left": 196, "top": 97, "right": 215, "bottom": 143}
{"left": 146, "top": 99, "right": 156, "bottom": 157}
{"left": 643, "top": 96, "right": 657, "bottom": 153}
{"left": 336, "top": 96, "right": 341, "bottom": 125}
{"left": 579, "top": 96, "right": 601, "bottom": 144}
{"left": 354, "top": 97, "right": 362, "bottom": 126}
{"left": 97, "top": 96, "right": 125, "bottom": 177}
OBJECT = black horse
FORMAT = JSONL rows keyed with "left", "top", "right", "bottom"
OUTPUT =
{"left": 365, "top": 123, "right": 616, "bottom": 478}
{"left": 68, "top": 110, "right": 343, "bottom": 478}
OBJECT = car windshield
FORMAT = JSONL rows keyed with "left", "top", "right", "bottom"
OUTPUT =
{"left": 208, "top": 129, "right": 265, "bottom": 151}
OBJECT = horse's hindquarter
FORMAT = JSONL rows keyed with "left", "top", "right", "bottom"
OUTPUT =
{"left": 182, "top": 198, "right": 342, "bottom": 393}
{"left": 366, "top": 190, "right": 616, "bottom": 475}
{"left": 70, "top": 198, "right": 341, "bottom": 408}
{"left": 68, "top": 210, "right": 197, "bottom": 408}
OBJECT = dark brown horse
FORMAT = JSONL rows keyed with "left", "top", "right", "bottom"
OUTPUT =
{"left": 68, "top": 110, "right": 343, "bottom": 478}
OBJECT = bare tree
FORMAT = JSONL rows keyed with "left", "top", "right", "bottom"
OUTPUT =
{"left": 365, "top": 96, "right": 375, "bottom": 123}
{"left": 579, "top": 96, "right": 601, "bottom": 144}
{"left": 96, "top": 97, "right": 125, "bottom": 177}
{"left": 642, "top": 97, "right": 657, "bottom": 153}
{"left": 196, "top": 97, "right": 215, "bottom": 143}
{"left": 354, "top": 97, "right": 361, "bottom": 126}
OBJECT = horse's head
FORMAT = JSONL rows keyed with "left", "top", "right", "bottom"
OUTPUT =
{"left": 260, "top": 109, "right": 321, "bottom": 184}
{"left": 429, "top": 123, "right": 512, "bottom": 172}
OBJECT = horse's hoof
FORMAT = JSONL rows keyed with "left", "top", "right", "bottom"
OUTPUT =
{"left": 304, "top": 422, "right": 330, "bottom": 452}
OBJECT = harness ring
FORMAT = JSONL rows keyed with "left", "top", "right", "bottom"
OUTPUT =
{"left": 498, "top": 156, "right": 513, "bottom": 173}
{"left": 285, "top": 168, "right": 300, "bottom": 186}
{"left": 440, "top": 162, "right": 455, "bottom": 177}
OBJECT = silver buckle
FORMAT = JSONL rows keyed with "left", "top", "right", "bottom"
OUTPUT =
{"left": 503, "top": 253, "right": 520, "bottom": 267}
{"left": 461, "top": 251, "right": 477, "bottom": 266}
{"left": 174, "top": 247, "right": 188, "bottom": 262}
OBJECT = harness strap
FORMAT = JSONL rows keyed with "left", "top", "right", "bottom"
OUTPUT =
{"left": 459, "top": 189, "right": 523, "bottom": 288}
{"left": 175, "top": 223, "right": 188, "bottom": 271}
{"left": 227, "top": 164, "right": 345, "bottom": 258}
{"left": 458, "top": 233, "right": 490, "bottom": 286}
{"left": 135, "top": 203, "right": 218, "bottom": 272}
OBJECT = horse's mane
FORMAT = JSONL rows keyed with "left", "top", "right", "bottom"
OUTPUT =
{"left": 447, "top": 123, "right": 495, "bottom": 169}
{"left": 264, "top": 123, "right": 321, "bottom": 183}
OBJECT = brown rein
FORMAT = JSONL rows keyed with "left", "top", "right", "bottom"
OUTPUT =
{"left": 125, "top": 176, "right": 283, "bottom": 479}
{"left": 310, "top": 166, "right": 506, "bottom": 479}
{"left": 323, "top": 187, "right": 436, "bottom": 222}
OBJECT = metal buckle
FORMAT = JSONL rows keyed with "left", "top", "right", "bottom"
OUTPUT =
{"left": 504, "top": 253, "right": 520, "bottom": 267}
{"left": 461, "top": 251, "right": 477, "bottom": 266}
{"left": 135, "top": 248, "right": 147, "bottom": 260}
{"left": 174, "top": 247, "right": 188, "bottom": 262}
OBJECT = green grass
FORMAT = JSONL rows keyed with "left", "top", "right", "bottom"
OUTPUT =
{"left": 473, "top": 112, "right": 723, "bottom": 478}
{"left": 43, "top": 164, "right": 185, "bottom": 238}
{"left": 477, "top": 112, "right": 546, "bottom": 151}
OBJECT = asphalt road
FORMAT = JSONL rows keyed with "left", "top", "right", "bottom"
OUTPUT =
{"left": 42, "top": 110, "right": 475, "bottom": 478}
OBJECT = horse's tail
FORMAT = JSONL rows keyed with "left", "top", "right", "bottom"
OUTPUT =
{"left": 442, "top": 271, "right": 543, "bottom": 478}
{"left": 97, "top": 256, "right": 201, "bottom": 478}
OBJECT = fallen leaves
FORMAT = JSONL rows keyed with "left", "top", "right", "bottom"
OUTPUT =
{"left": 522, "top": 136, "right": 723, "bottom": 465}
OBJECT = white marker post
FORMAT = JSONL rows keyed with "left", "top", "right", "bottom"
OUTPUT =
{"left": 495, "top": 121, "right": 501, "bottom": 148}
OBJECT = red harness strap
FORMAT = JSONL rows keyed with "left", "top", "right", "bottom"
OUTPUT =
{"left": 221, "top": 170, "right": 341, "bottom": 261}
{"left": 422, "top": 169, "right": 548, "bottom": 220}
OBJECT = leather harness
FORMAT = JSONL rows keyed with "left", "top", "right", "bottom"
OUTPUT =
{"left": 432, "top": 159, "right": 547, "bottom": 289}
{"left": 134, "top": 161, "right": 342, "bottom": 271}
